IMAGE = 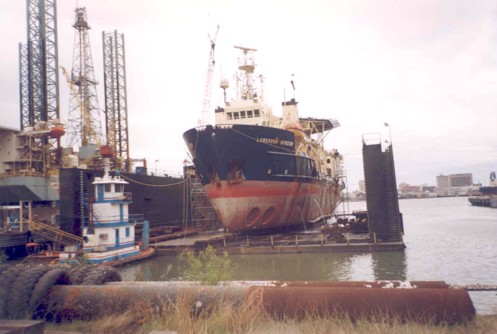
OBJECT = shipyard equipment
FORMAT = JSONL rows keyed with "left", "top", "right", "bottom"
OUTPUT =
{"left": 17, "top": 0, "right": 62, "bottom": 175}
{"left": 199, "top": 25, "right": 219, "bottom": 126}
{"left": 102, "top": 30, "right": 131, "bottom": 172}
{"left": 362, "top": 134, "right": 403, "bottom": 242}
{"left": 66, "top": 7, "right": 103, "bottom": 150}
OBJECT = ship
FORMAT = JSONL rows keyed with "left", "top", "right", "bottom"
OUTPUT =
{"left": 183, "top": 46, "right": 345, "bottom": 232}
{"left": 468, "top": 171, "right": 497, "bottom": 208}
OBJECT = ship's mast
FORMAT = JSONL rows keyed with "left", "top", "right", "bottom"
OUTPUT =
{"left": 234, "top": 46, "right": 257, "bottom": 100}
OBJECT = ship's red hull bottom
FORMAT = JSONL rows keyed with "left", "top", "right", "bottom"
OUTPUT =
{"left": 206, "top": 180, "right": 341, "bottom": 232}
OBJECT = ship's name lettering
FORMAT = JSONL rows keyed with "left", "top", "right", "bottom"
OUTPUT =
{"left": 256, "top": 137, "right": 294, "bottom": 147}
{"left": 279, "top": 140, "right": 294, "bottom": 147}
{"left": 256, "top": 137, "right": 279, "bottom": 145}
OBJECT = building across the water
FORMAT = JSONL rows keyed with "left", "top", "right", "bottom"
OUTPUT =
{"left": 436, "top": 173, "right": 473, "bottom": 188}
{"left": 436, "top": 173, "right": 477, "bottom": 197}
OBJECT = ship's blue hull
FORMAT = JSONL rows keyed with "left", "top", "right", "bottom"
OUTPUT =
{"left": 183, "top": 125, "right": 342, "bottom": 232}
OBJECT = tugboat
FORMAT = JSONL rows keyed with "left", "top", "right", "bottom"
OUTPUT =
{"left": 58, "top": 159, "right": 154, "bottom": 264}
{"left": 183, "top": 46, "right": 345, "bottom": 232}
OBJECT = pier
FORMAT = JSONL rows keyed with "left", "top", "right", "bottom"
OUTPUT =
{"left": 152, "top": 229, "right": 406, "bottom": 255}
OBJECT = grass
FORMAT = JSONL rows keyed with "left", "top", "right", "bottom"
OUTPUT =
{"left": 45, "top": 297, "right": 497, "bottom": 334}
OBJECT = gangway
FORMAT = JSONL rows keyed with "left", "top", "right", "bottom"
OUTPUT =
{"left": 28, "top": 220, "right": 83, "bottom": 247}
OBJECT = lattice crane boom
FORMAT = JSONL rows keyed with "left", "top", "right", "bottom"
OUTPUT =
{"left": 199, "top": 25, "right": 219, "bottom": 126}
{"left": 61, "top": 66, "right": 101, "bottom": 146}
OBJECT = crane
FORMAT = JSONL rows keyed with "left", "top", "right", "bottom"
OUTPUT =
{"left": 61, "top": 66, "right": 101, "bottom": 148}
{"left": 199, "top": 25, "right": 219, "bottom": 126}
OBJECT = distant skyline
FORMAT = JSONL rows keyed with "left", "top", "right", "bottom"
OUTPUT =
{"left": 0, "top": 0, "right": 496, "bottom": 190}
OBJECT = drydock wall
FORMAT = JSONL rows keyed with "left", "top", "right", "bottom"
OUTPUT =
{"left": 362, "top": 142, "right": 403, "bottom": 242}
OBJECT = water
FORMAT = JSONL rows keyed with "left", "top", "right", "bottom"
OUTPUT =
{"left": 119, "top": 197, "right": 497, "bottom": 315}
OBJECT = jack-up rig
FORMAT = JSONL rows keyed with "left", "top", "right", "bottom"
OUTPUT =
{"left": 0, "top": 1, "right": 189, "bottom": 257}
{"left": 0, "top": 1, "right": 132, "bottom": 193}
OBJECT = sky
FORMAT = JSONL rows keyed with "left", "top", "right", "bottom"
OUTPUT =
{"left": 0, "top": 0, "right": 496, "bottom": 190}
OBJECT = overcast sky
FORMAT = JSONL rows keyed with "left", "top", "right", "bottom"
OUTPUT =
{"left": 1, "top": 0, "right": 496, "bottom": 190}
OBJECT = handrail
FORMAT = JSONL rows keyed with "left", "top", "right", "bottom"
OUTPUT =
{"left": 28, "top": 220, "right": 84, "bottom": 244}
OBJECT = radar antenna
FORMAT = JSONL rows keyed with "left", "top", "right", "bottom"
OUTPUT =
{"left": 234, "top": 46, "right": 258, "bottom": 100}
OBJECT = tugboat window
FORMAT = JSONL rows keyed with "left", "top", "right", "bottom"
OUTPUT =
{"left": 240, "top": 111, "right": 246, "bottom": 118}
{"left": 254, "top": 109, "right": 260, "bottom": 117}
{"left": 234, "top": 112, "right": 239, "bottom": 119}
{"left": 105, "top": 184, "right": 112, "bottom": 192}
{"left": 116, "top": 184, "right": 124, "bottom": 193}
{"left": 227, "top": 112, "right": 233, "bottom": 120}
{"left": 247, "top": 110, "right": 253, "bottom": 118}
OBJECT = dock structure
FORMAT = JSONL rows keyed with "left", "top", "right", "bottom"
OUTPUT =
{"left": 151, "top": 229, "right": 406, "bottom": 255}
{"left": 362, "top": 134, "right": 403, "bottom": 243}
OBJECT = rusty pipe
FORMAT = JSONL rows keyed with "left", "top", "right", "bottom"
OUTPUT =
{"left": 246, "top": 286, "right": 475, "bottom": 325}
{"left": 218, "top": 280, "right": 449, "bottom": 289}
{"left": 44, "top": 282, "right": 475, "bottom": 324}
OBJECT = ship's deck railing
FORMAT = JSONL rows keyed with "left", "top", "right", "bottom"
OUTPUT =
{"left": 129, "top": 214, "right": 145, "bottom": 224}
{"left": 0, "top": 171, "right": 43, "bottom": 178}
{"left": 28, "top": 220, "right": 84, "bottom": 246}
{"left": 132, "top": 168, "right": 184, "bottom": 179}
{"left": 84, "top": 214, "right": 144, "bottom": 224}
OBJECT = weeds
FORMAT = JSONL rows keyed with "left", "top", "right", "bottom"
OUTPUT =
{"left": 178, "top": 245, "right": 234, "bottom": 285}
{"left": 45, "top": 297, "right": 497, "bottom": 334}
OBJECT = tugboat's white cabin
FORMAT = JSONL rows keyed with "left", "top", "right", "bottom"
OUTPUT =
{"left": 59, "top": 162, "right": 140, "bottom": 264}
{"left": 84, "top": 172, "right": 135, "bottom": 251}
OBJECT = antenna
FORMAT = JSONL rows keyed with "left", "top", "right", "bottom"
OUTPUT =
{"left": 234, "top": 46, "right": 257, "bottom": 100}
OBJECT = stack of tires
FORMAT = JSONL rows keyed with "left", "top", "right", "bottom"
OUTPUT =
{"left": 0, "top": 264, "right": 121, "bottom": 320}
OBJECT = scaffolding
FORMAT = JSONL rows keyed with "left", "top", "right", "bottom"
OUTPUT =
{"left": 188, "top": 173, "right": 220, "bottom": 231}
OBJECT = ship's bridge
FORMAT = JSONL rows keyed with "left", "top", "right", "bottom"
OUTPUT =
{"left": 214, "top": 100, "right": 277, "bottom": 127}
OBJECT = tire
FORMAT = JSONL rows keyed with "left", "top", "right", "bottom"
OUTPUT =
{"left": 68, "top": 265, "right": 94, "bottom": 284}
{"left": 9, "top": 265, "right": 52, "bottom": 319}
{"left": 29, "top": 268, "right": 71, "bottom": 319}
{"left": 82, "top": 265, "right": 122, "bottom": 285}
{"left": 0, "top": 266, "right": 23, "bottom": 319}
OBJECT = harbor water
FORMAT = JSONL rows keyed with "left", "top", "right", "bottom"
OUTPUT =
{"left": 119, "top": 196, "right": 497, "bottom": 315}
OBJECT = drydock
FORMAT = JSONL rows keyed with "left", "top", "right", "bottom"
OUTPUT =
{"left": 154, "top": 135, "right": 405, "bottom": 255}
{"left": 152, "top": 229, "right": 405, "bottom": 255}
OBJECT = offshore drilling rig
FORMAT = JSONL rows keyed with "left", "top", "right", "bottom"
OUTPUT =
{"left": 0, "top": 1, "right": 188, "bottom": 251}
{"left": 1, "top": 1, "right": 131, "bottom": 182}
